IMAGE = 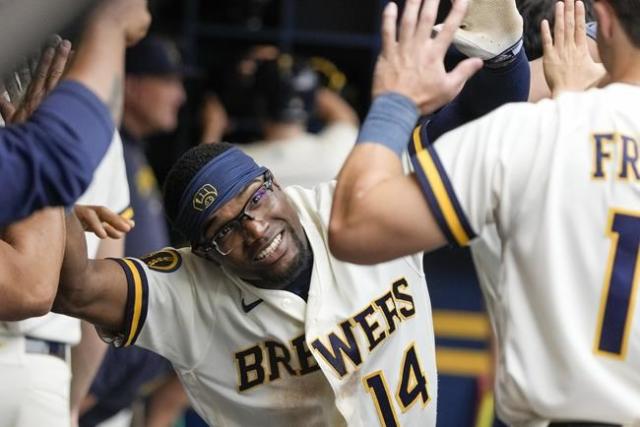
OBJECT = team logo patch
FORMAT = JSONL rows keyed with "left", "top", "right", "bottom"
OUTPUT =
{"left": 139, "top": 249, "right": 182, "bottom": 272}
{"left": 193, "top": 184, "right": 218, "bottom": 212}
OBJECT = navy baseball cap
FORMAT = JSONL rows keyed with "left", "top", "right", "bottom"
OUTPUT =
{"left": 126, "top": 35, "right": 197, "bottom": 77}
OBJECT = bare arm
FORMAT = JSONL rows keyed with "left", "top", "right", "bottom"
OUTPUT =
{"left": 329, "top": 0, "right": 478, "bottom": 264}
{"left": 314, "top": 88, "right": 359, "bottom": 126}
{"left": 52, "top": 213, "right": 129, "bottom": 333}
{"left": 65, "top": 0, "right": 151, "bottom": 122}
{"left": 69, "top": 237, "right": 124, "bottom": 427}
{"left": 0, "top": 208, "right": 65, "bottom": 320}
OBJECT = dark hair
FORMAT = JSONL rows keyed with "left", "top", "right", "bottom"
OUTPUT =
{"left": 163, "top": 142, "right": 235, "bottom": 225}
{"left": 253, "top": 55, "right": 319, "bottom": 124}
{"left": 518, "top": 0, "right": 595, "bottom": 59}
{"left": 608, "top": 0, "right": 640, "bottom": 48}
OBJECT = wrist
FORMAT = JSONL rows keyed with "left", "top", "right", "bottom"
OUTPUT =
{"left": 356, "top": 92, "right": 419, "bottom": 157}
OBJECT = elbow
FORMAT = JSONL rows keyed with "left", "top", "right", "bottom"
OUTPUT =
{"left": 0, "top": 277, "right": 57, "bottom": 321}
{"left": 328, "top": 217, "right": 362, "bottom": 264}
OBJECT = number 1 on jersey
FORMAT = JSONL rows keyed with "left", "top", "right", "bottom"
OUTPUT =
{"left": 594, "top": 209, "right": 640, "bottom": 358}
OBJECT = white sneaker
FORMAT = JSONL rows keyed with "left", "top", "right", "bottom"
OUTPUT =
{"left": 437, "top": 0, "right": 523, "bottom": 61}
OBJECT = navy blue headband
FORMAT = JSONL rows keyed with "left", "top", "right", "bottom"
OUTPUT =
{"left": 175, "top": 147, "right": 267, "bottom": 242}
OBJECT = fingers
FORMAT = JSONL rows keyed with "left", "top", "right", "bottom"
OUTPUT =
{"left": 399, "top": 0, "right": 421, "bottom": 44}
{"left": 541, "top": 19, "right": 554, "bottom": 54}
{"left": 434, "top": 0, "right": 469, "bottom": 55}
{"left": 574, "top": 1, "right": 588, "bottom": 47}
{"left": 0, "top": 97, "right": 16, "bottom": 123}
{"left": 75, "top": 206, "right": 108, "bottom": 239}
{"left": 26, "top": 45, "right": 55, "bottom": 101}
{"left": 564, "top": 0, "right": 576, "bottom": 47}
{"left": 45, "top": 40, "right": 72, "bottom": 92}
{"left": 381, "top": 2, "right": 399, "bottom": 56}
{"left": 94, "top": 207, "right": 134, "bottom": 234}
{"left": 74, "top": 205, "right": 134, "bottom": 239}
{"left": 553, "top": 1, "right": 565, "bottom": 49}
{"left": 415, "top": 0, "right": 439, "bottom": 43}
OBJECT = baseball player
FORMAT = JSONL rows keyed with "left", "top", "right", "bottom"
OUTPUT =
{"left": 330, "top": 0, "right": 640, "bottom": 425}
{"left": 53, "top": 141, "right": 437, "bottom": 427}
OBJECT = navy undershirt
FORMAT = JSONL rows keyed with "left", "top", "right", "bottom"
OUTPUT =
{"left": 284, "top": 251, "right": 313, "bottom": 302}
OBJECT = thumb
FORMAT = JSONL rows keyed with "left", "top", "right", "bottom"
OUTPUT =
{"left": 449, "top": 57, "right": 483, "bottom": 90}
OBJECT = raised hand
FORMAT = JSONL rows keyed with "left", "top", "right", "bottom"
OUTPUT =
{"left": 0, "top": 37, "right": 71, "bottom": 124}
{"left": 541, "top": 0, "right": 606, "bottom": 97}
{"left": 74, "top": 205, "right": 134, "bottom": 240}
{"left": 372, "top": 0, "right": 483, "bottom": 115}
{"left": 90, "top": 0, "right": 151, "bottom": 47}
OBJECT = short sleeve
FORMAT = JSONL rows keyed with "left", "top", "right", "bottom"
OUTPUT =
{"left": 409, "top": 102, "right": 552, "bottom": 247}
{"left": 109, "top": 249, "right": 196, "bottom": 365}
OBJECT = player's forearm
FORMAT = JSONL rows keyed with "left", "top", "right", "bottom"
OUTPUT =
{"left": 54, "top": 213, "right": 128, "bottom": 332}
{"left": 64, "top": 22, "right": 126, "bottom": 122}
{"left": 329, "top": 144, "right": 406, "bottom": 259}
{"left": 0, "top": 208, "right": 66, "bottom": 320}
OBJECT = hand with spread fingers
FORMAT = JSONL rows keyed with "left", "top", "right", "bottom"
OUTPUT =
{"left": 372, "top": 0, "right": 483, "bottom": 115}
{"left": 74, "top": 205, "right": 135, "bottom": 240}
{"left": 0, "top": 36, "right": 72, "bottom": 124}
{"left": 541, "top": 0, "right": 606, "bottom": 97}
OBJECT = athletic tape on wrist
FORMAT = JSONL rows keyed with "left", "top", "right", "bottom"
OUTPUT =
{"left": 356, "top": 92, "right": 419, "bottom": 157}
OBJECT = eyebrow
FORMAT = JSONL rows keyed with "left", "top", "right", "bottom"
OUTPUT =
{"left": 202, "top": 177, "right": 264, "bottom": 238}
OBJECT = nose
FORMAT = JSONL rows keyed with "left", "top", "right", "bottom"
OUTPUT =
{"left": 241, "top": 216, "right": 269, "bottom": 242}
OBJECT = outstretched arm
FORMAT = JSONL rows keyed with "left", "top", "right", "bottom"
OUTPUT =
{"left": 0, "top": 0, "right": 150, "bottom": 226}
{"left": 0, "top": 208, "right": 65, "bottom": 320}
{"left": 53, "top": 213, "right": 129, "bottom": 333}
{"left": 329, "top": 0, "right": 480, "bottom": 263}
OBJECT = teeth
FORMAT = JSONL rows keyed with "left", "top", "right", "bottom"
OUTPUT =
{"left": 256, "top": 233, "right": 282, "bottom": 261}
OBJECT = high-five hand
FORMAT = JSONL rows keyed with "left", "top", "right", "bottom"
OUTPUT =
{"left": 372, "top": 0, "right": 483, "bottom": 115}
{"left": 541, "top": 0, "right": 606, "bottom": 97}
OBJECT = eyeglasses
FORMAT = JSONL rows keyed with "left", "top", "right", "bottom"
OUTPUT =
{"left": 198, "top": 173, "right": 276, "bottom": 256}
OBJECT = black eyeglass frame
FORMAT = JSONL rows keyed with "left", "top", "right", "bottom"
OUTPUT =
{"left": 197, "top": 172, "right": 275, "bottom": 256}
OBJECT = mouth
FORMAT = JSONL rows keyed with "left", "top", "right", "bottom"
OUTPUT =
{"left": 254, "top": 231, "right": 284, "bottom": 263}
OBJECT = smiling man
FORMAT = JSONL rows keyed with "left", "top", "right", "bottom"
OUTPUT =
{"left": 52, "top": 142, "right": 438, "bottom": 427}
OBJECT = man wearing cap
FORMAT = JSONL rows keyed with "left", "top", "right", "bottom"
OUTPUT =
{"left": 120, "top": 34, "right": 188, "bottom": 258}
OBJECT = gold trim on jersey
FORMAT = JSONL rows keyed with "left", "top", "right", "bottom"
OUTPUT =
{"left": 112, "top": 258, "right": 149, "bottom": 348}
{"left": 435, "top": 348, "right": 491, "bottom": 376}
{"left": 433, "top": 311, "right": 491, "bottom": 340}
{"left": 411, "top": 127, "right": 471, "bottom": 246}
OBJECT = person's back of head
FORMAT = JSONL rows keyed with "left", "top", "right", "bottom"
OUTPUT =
{"left": 594, "top": 0, "right": 640, "bottom": 73}
{"left": 518, "top": 0, "right": 595, "bottom": 59}
{"left": 254, "top": 54, "right": 319, "bottom": 126}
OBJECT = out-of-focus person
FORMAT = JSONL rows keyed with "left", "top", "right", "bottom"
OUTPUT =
{"left": 78, "top": 34, "right": 191, "bottom": 427}
{"left": 234, "top": 52, "right": 359, "bottom": 188}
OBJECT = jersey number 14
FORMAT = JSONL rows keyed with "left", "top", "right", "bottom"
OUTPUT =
{"left": 594, "top": 209, "right": 640, "bottom": 358}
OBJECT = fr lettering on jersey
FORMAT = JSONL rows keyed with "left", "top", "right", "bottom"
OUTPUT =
{"left": 234, "top": 278, "right": 416, "bottom": 391}
{"left": 592, "top": 133, "right": 640, "bottom": 180}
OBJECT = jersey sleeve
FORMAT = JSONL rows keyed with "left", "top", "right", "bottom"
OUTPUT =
{"left": 108, "top": 249, "right": 197, "bottom": 365}
{"left": 409, "top": 102, "right": 552, "bottom": 247}
{"left": 0, "top": 80, "right": 115, "bottom": 226}
{"left": 77, "top": 130, "right": 131, "bottom": 215}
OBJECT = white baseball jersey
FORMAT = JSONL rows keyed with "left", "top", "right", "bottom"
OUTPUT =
{"left": 110, "top": 182, "right": 438, "bottom": 427}
{"left": 410, "top": 83, "right": 640, "bottom": 426}
{"left": 4, "top": 131, "right": 130, "bottom": 343}
{"left": 241, "top": 122, "right": 358, "bottom": 188}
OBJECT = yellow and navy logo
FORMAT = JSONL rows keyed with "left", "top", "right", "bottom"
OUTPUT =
{"left": 139, "top": 249, "right": 182, "bottom": 272}
{"left": 192, "top": 184, "right": 217, "bottom": 212}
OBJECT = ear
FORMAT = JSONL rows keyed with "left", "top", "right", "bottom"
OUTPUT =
{"left": 594, "top": 0, "right": 614, "bottom": 41}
